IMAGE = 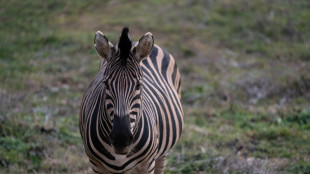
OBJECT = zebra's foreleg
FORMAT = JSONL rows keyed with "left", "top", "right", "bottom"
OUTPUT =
{"left": 154, "top": 155, "right": 166, "bottom": 174}
{"left": 126, "top": 160, "right": 155, "bottom": 174}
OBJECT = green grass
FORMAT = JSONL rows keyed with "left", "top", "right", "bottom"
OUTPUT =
{"left": 1, "top": 0, "right": 310, "bottom": 173}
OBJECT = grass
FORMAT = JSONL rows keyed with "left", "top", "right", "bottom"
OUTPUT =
{"left": 0, "top": 0, "right": 310, "bottom": 173}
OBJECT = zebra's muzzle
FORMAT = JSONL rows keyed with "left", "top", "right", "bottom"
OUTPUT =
{"left": 109, "top": 115, "right": 133, "bottom": 155}
{"left": 110, "top": 137, "right": 133, "bottom": 155}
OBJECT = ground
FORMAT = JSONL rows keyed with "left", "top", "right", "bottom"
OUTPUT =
{"left": 0, "top": 0, "right": 310, "bottom": 173}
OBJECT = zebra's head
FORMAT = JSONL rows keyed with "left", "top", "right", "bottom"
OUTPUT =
{"left": 94, "top": 27, "right": 154, "bottom": 155}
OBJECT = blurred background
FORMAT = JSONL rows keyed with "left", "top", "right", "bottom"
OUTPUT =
{"left": 0, "top": 0, "right": 310, "bottom": 173}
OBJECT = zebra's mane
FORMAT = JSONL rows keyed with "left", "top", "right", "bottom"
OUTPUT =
{"left": 118, "top": 27, "right": 132, "bottom": 66}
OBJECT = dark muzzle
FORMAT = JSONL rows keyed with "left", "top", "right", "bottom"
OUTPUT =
{"left": 109, "top": 116, "right": 133, "bottom": 154}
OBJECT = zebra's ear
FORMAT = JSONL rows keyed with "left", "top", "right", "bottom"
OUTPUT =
{"left": 133, "top": 32, "right": 154, "bottom": 62}
{"left": 94, "top": 31, "right": 114, "bottom": 59}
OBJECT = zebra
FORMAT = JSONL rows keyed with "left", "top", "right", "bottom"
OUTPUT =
{"left": 79, "top": 27, "right": 183, "bottom": 174}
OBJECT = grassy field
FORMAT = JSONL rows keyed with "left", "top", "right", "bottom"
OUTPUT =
{"left": 1, "top": 0, "right": 310, "bottom": 173}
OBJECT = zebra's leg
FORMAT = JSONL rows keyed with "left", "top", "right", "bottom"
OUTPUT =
{"left": 128, "top": 160, "right": 154, "bottom": 174}
{"left": 154, "top": 155, "right": 166, "bottom": 174}
{"left": 90, "top": 161, "right": 111, "bottom": 174}
{"left": 92, "top": 166, "right": 111, "bottom": 174}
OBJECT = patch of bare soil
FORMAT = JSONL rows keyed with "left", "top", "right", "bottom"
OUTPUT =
{"left": 215, "top": 155, "right": 289, "bottom": 174}
{"left": 237, "top": 76, "right": 310, "bottom": 105}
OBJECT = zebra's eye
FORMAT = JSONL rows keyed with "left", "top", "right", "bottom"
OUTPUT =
{"left": 104, "top": 80, "right": 109, "bottom": 89}
{"left": 136, "top": 80, "right": 143, "bottom": 90}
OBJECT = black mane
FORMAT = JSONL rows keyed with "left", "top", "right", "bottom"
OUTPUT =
{"left": 118, "top": 27, "right": 132, "bottom": 65}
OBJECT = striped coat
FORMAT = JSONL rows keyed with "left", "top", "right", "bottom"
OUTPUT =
{"left": 80, "top": 28, "right": 183, "bottom": 174}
